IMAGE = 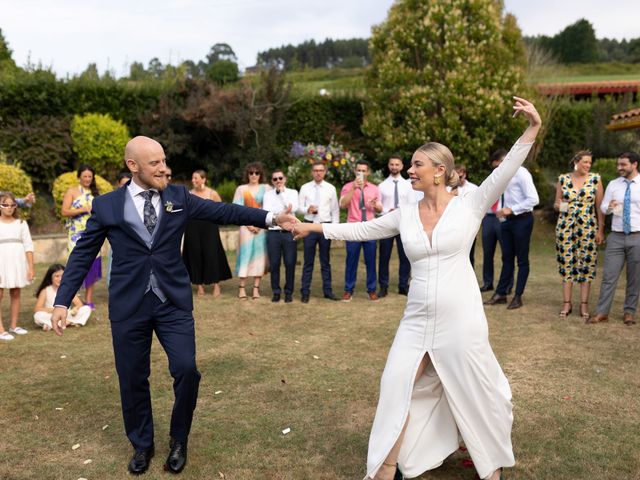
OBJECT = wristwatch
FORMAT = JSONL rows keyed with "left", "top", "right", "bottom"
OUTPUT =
{"left": 271, "top": 212, "right": 280, "bottom": 227}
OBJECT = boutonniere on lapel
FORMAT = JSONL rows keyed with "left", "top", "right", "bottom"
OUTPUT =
{"left": 164, "top": 201, "right": 174, "bottom": 212}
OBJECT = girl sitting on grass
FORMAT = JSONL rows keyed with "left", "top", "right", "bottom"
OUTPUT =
{"left": 34, "top": 264, "right": 92, "bottom": 331}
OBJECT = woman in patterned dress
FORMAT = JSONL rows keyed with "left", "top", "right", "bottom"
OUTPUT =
{"left": 554, "top": 151, "right": 605, "bottom": 320}
{"left": 233, "top": 162, "right": 270, "bottom": 299}
{"left": 61, "top": 164, "right": 102, "bottom": 308}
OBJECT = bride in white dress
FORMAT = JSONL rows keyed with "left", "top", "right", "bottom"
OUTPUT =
{"left": 290, "top": 98, "right": 541, "bottom": 480}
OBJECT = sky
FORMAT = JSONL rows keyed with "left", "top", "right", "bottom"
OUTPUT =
{"left": 1, "top": 0, "right": 638, "bottom": 78}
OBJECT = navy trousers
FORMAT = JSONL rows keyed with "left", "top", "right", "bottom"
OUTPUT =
{"left": 345, "top": 240, "right": 377, "bottom": 293}
{"left": 267, "top": 230, "right": 297, "bottom": 295}
{"left": 495, "top": 213, "right": 534, "bottom": 296}
{"left": 110, "top": 291, "right": 200, "bottom": 451}
{"left": 378, "top": 235, "right": 410, "bottom": 291}
{"left": 300, "top": 230, "right": 333, "bottom": 296}
{"left": 481, "top": 214, "right": 502, "bottom": 287}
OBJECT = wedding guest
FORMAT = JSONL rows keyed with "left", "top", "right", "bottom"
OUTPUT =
{"left": 297, "top": 161, "right": 340, "bottom": 302}
{"left": 0, "top": 191, "right": 35, "bottom": 340}
{"left": 554, "top": 151, "right": 604, "bottom": 319}
{"left": 340, "top": 160, "right": 382, "bottom": 301}
{"left": 290, "top": 97, "right": 541, "bottom": 480}
{"left": 484, "top": 147, "right": 539, "bottom": 310}
{"left": 588, "top": 151, "right": 640, "bottom": 326}
{"left": 480, "top": 150, "right": 511, "bottom": 292}
{"left": 453, "top": 164, "right": 479, "bottom": 266}
{"left": 165, "top": 166, "right": 173, "bottom": 184}
{"left": 182, "top": 170, "right": 232, "bottom": 297}
{"left": 377, "top": 155, "right": 414, "bottom": 297}
{"left": 16, "top": 192, "right": 36, "bottom": 208}
{"left": 34, "top": 264, "right": 92, "bottom": 330}
{"left": 233, "top": 163, "right": 270, "bottom": 299}
{"left": 60, "top": 164, "right": 103, "bottom": 308}
{"left": 263, "top": 169, "right": 299, "bottom": 302}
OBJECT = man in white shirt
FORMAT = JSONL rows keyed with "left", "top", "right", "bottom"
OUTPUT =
{"left": 263, "top": 169, "right": 299, "bottom": 303}
{"left": 589, "top": 151, "right": 640, "bottom": 325}
{"left": 485, "top": 156, "right": 539, "bottom": 310}
{"left": 297, "top": 162, "right": 340, "bottom": 302}
{"left": 453, "top": 164, "right": 479, "bottom": 267}
{"left": 377, "top": 156, "right": 416, "bottom": 296}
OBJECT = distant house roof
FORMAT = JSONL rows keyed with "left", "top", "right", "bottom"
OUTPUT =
{"left": 607, "top": 108, "right": 640, "bottom": 131}
{"left": 537, "top": 80, "right": 640, "bottom": 96}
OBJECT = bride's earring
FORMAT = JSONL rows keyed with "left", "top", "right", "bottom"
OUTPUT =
{"left": 434, "top": 175, "right": 442, "bottom": 185}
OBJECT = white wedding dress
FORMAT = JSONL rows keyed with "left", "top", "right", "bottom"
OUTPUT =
{"left": 323, "top": 140, "right": 534, "bottom": 480}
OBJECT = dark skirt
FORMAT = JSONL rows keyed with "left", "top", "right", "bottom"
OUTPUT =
{"left": 183, "top": 219, "right": 232, "bottom": 285}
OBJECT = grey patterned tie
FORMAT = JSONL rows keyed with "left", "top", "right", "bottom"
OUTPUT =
{"left": 141, "top": 190, "right": 157, "bottom": 234}
{"left": 393, "top": 180, "right": 399, "bottom": 209}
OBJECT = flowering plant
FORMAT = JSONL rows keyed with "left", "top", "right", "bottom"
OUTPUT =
{"left": 287, "top": 140, "right": 382, "bottom": 189}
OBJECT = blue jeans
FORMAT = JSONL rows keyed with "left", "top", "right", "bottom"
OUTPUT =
{"left": 378, "top": 235, "right": 410, "bottom": 290}
{"left": 267, "top": 230, "right": 297, "bottom": 295}
{"left": 496, "top": 213, "right": 534, "bottom": 296}
{"left": 300, "top": 230, "right": 333, "bottom": 296}
{"left": 344, "top": 240, "right": 377, "bottom": 293}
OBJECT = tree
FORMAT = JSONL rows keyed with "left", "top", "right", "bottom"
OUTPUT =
{"left": 550, "top": 19, "right": 598, "bottom": 63}
{"left": 363, "top": 0, "right": 526, "bottom": 173}
{"left": 206, "top": 60, "right": 239, "bottom": 85}
{"left": 206, "top": 43, "right": 237, "bottom": 64}
{"left": 0, "top": 28, "right": 19, "bottom": 80}
{"left": 70, "top": 113, "right": 130, "bottom": 180}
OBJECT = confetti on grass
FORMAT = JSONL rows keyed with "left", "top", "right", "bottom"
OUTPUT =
{"left": 83, "top": 459, "right": 92, "bottom": 465}
{"left": 214, "top": 390, "right": 223, "bottom": 395}
{"left": 72, "top": 444, "right": 80, "bottom": 450}
{"left": 313, "top": 355, "right": 319, "bottom": 360}
{"left": 102, "top": 425, "right": 109, "bottom": 430}
{"left": 282, "top": 427, "right": 291, "bottom": 435}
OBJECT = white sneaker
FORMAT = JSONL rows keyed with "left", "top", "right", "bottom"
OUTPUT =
{"left": 9, "top": 327, "right": 28, "bottom": 335}
{"left": 0, "top": 332, "right": 14, "bottom": 341}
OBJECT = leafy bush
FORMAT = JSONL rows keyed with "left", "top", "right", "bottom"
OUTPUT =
{"left": 71, "top": 113, "right": 130, "bottom": 180}
{"left": 0, "top": 115, "right": 73, "bottom": 189}
{"left": 592, "top": 158, "right": 618, "bottom": 187}
{"left": 51, "top": 171, "right": 114, "bottom": 218}
{"left": 215, "top": 179, "right": 238, "bottom": 203}
{"left": 0, "top": 161, "right": 33, "bottom": 219}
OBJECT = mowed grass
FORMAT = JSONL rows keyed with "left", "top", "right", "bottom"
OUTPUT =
{"left": 0, "top": 217, "right": 639, "bottom": 480}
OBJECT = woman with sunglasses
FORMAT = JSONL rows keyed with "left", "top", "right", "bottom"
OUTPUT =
{"left": 233, "top": 163, "right": 271, "bottom": 299}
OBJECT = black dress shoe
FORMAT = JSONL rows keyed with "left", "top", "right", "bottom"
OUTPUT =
{"left": 301, "top": 294, "right": 310, "bottom": 303}
{"left": 398, "top": 287, "right": 408, "bottom": 296}
{"left": 479, "top": 284, "right": 493, "bottom": 292}
{"left": 377, "top": 287, "right": 388, "bottom": 298}
{"left": 507, "top": 295, "right": 523, "bottom": 310}
{"left": 284, "top": 294, "right": 293, "bottom": 303}
{"left": 483, "top": 293, "right": 507, "bottom": 305}
{"left": 323, "top": 293, "right": 338, "bottom": 301}
{"left": 271, "top": 294, "right": 280, "bottom": 303}
{"left": 164, "top": 439, "right": 187, "bottom": 474}
{"left": 128, "top": 446, "right": 154, "bottom": 475}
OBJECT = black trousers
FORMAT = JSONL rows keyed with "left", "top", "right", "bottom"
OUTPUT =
{"left": 495, "top": 213, "right": 534, "bottom": 296}
{"left": 267, "top": 230, "right": 297, "bottom": 295}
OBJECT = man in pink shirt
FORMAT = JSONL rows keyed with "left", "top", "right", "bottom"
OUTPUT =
{"left": 339, "top": 160, "right": 382, "bottom": 301}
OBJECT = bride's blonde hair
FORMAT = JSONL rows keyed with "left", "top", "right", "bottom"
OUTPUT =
{"left": 415, "top": 142, "right": 460, "bottom": 188}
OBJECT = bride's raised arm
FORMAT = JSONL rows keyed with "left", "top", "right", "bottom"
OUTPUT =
{"left": 467, "top": 97, "right": 542, "bottom": 219}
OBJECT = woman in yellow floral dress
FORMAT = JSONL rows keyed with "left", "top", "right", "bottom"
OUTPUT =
{"left": 61, "top": 164, "right": 102, "bottom": 308}
{"left": 554, "top": 151, "right": 604, "bottom": 320}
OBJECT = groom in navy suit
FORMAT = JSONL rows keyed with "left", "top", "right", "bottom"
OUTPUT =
{"left": 51, "top": 136, "right": 296, "bottom": 475}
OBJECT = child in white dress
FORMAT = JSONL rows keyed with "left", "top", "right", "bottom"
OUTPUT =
{"left": 34, "top": 264, "right": 91, "bottom": 331}
{"left": 0, "top": 191, "right": 35, "bottom": 341}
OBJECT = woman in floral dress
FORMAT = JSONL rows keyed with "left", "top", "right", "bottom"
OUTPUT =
{"left": 554, "top": 151, "right": 604, "bottom": 320}
{"left": 61, "top": 164, "right": 102, "bottom": 308}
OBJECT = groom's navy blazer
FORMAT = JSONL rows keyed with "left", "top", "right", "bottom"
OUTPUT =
{"left": 55, "top": 182, "right": 268, "bottom": 321}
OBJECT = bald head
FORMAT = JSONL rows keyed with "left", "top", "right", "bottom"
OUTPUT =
{"left": 124, "top": 136, "right": 168, "bottom": 191}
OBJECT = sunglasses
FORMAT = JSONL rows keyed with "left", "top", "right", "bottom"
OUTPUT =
{"left": 272, "top": 176, "right": 284, "bottom": 181}
{"left": 248, "top": 171, "right": 260, "bottom": 176}
{"left": 0, "top": 203, "right": 17, "bottom": 208}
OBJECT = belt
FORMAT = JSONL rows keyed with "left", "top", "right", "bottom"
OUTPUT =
{"left": 268, "top": 229, "right": 291, "bottom": 233}
{"left": 612, "top": 231, "right": 640, "bottom": 235}
{"left": 0, "top": 238, "right": 22, "bottom": 244}
{"left": 303, "top": 220, "right": 331, "bottom": 224}
{"left": 508, "top": 211, "right": 532, "bottom": 219}
{"left": 485, "top": 213, "right": 496, "bottom": 216}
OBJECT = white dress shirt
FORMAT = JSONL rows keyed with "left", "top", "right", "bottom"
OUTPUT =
{"left": 447, "top": 180, "right": 478, "bottom": 198}
{"left": 379, "top": 175, "right": 420, "bottom": 214}
{"left": 502, "top": 167, "right": 539, "bottom": 215}
{"left": 263, "top": 187, "right": 299, "bottom": 230}
{"left": 601, "top": 175, "right": 640, "bottom": 232}
{"left": 298, "top": 180, "right": 340, "bottom": 223}
{"left": 128, "top": 179, "right": 162, "bottom": 222}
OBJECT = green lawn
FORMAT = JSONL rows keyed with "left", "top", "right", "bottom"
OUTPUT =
{"left": 0, "top": 218, "right": 639, "bottom": 479}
